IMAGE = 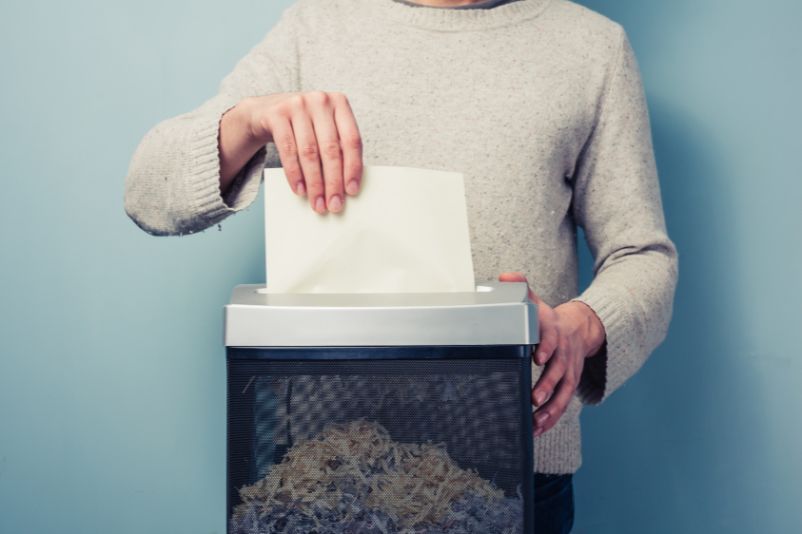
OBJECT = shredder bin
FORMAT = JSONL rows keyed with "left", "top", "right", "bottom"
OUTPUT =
{"left": 224, "top": 281, "right": 538, "bottom": 534}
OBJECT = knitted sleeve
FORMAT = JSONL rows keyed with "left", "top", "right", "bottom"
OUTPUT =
{"left": 123, "top": 5, "right": 300, "bottom": 236}
{"left": 569, "top": 27, "right": 679, "bottom": 405}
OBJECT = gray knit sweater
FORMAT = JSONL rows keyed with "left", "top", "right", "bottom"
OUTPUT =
{"left": 124, "top": 0, "right": 678, "bottom": 474}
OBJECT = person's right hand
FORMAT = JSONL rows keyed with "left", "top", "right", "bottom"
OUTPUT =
{"left": 240, "top": 92, "right": 363, "bottom": 214}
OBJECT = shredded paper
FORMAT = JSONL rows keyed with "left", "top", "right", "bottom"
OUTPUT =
{"left": 231, "top": 419, "right": 522, "bottom": 533}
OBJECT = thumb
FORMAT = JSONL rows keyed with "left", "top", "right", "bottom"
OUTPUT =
{"left": 498, "top": 272, "right": 541, "bottom": 304}
{"left": 499, "top": 271, "right": 527, "bottom": 283}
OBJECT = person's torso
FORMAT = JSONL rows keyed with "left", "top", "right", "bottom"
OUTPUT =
{"left": 288, "top": 0, "right": 621, "bottom": 305}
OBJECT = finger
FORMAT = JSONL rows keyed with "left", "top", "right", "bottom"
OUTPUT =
{"left": 331, "top": 93, "right": 363, "bottom": 197}
{"left": 498, "top": 272, "right": 544, "bottom": 304}
{"left": 534, "top": 300, "right": 558, "bottom": 365}
{"left": 532, "top": 342, "right": 568, "bottom": 407}
{"left": 534, "top": 370, "right": 578, "bottom": 437}
{"left": 307, "top": 92, "right": 345, "bottom": 213}
{"left": 534, "top": 321, "right": 558, "bottom": 366}
{"left": 498, "top": 272, "right": 526, "bottom": 283}
{"left": 267, "top": 115, "right": 305, "bottom": 197}
{"left": 500, "top": 271, "right": 552, "bottom": 364}
{"left": 290, "top": 103, "right": 326, "bottom": 214}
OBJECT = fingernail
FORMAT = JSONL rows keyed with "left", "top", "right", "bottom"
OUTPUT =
{"left": 536, "top": 412, "right": 550, "bottom": 427}
{"left": 346, "top": 180, "right": 359, "bottom": 196}
{"left": 296, "top": 182, "right": 306, "bottom": 196}
{"left": 534, "top": 390, "right": 546, "bottom": 406}
{"left": 314, "top": 196, "right": 326, "bottom": 213}
{"left": 536, "top": 351, "right": 547, "bottom": 364}
{"left": 328, "top": 195, "right": 342, "bottom": 212}
{"left": 534, "top": 419, "right": 544, "bottom": 437}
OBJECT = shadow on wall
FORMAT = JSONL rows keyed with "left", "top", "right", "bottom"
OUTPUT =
{"left": 573, "top": 98, "right": 772, "bottom": 534}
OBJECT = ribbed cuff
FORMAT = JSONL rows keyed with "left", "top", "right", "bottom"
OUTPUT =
{"left": 222, "top": 144, "right": 268, "bottom": 211}
{"left": 570, "top": 285, "right": 631, "bottom": 405}
{"left": 184, "top": 98, "right": 266, "bottom": 231}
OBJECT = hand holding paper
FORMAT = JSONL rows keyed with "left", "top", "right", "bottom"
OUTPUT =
{"left": 263, "top": 165, "right": 475, "bottom": 294}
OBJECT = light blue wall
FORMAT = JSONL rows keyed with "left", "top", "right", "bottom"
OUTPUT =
{"left": 0, "top": 1, "right": 798, "bottom": 533}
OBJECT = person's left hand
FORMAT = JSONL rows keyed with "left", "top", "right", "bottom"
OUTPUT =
{"left": 498, "top": 273, "right": 606, "bottom": 437}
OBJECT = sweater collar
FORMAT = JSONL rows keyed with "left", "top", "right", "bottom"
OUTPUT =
{"left": 367, "top": 0, "right": 553, "bottom": 31}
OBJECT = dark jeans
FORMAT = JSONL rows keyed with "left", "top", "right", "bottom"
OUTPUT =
{"left": 534, "top": 473, "right": 574, "bottom": 534}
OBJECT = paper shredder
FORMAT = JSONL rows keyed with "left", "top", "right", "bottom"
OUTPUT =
{"left": 224, "top": 281, "right": 538, "bottom": 533}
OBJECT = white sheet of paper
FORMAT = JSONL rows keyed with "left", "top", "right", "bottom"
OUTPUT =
{"left": 263, "top": 165, "right": 475, "bottom": 294}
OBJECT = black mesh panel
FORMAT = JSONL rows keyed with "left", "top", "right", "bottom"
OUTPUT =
{"left": 227, "top": 347, "right": 533, "bottom": 534}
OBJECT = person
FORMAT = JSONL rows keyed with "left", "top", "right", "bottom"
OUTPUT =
{"left": 124, "top": 0, "right": 679, "bottom": 532}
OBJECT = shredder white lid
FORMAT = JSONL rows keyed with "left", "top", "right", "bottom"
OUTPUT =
{"left": 224, "top": 281, "right": 538, "bottom": 347}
